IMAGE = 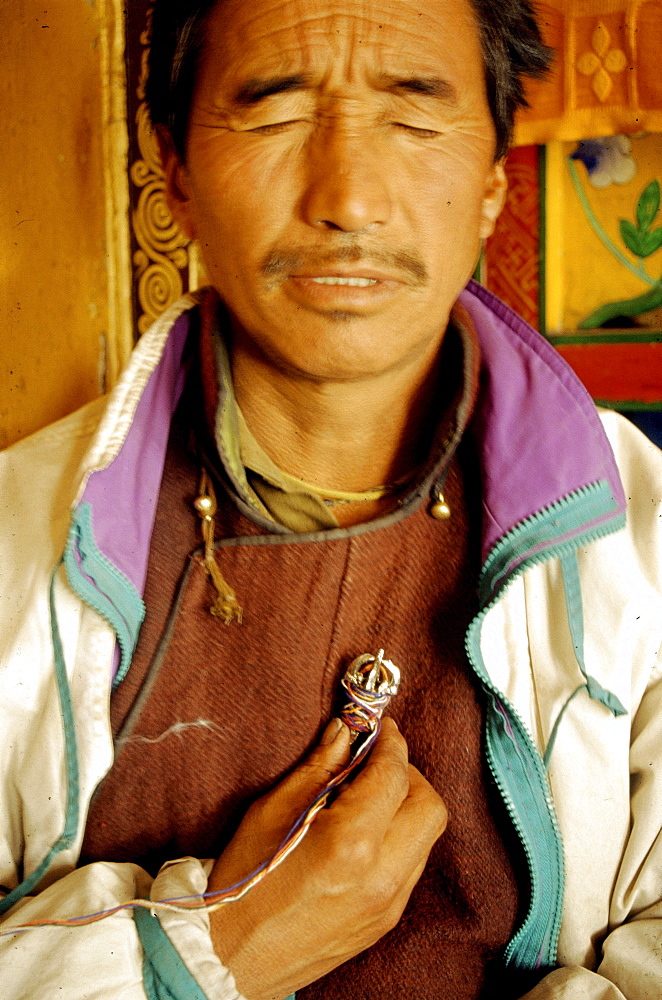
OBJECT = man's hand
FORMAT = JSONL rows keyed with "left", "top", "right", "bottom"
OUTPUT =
{"left": 208, "top": 717, "right": 447, "bottom": 1000}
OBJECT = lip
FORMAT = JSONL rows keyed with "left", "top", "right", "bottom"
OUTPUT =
{"left": 291, "top": 267, "right": 405, "bottom": 283}
{"left": 286, "top": 274, "right": 403, "bottom": 309}
{"left": 284, "top": 267, "right": 407, "bottom": 311}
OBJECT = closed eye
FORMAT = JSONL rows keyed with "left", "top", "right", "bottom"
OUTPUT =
{"left": 394, "top": 123, "right": 442, "bottom": 138}
{"left": 247, "top": 120, "right": 303, "bottom": 135}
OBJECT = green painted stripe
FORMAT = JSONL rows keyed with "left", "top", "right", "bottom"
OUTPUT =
{"left": 549, "top": 332, "right": 662, "bottom": 345}
{"left": 0, "top": 566, "right": 80, "bottom": 915}
{"left": 595, "top": 400, "right": 662, "bottom": 412}
{"left": 135, "top": 907, "right": 210, "bottom": 1000}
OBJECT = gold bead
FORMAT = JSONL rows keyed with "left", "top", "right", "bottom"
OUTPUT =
{"left": 430, "top": 495, "right": 451, "bottom": 520}
{"left": 194, "top": 495, "right": 215, "bottom": 516}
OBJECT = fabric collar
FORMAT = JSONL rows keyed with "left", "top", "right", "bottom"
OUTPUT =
{"left": 67, "top": 281, "right": 626, "bottom": 610}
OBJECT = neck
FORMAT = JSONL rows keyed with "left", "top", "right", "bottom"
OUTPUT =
{"left": 230, "top": 330, "right": 446, "bottom": 504}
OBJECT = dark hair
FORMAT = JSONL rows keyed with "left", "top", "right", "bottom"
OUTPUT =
{"left": 146, "top": 0, "right": 552, "bottom": 161}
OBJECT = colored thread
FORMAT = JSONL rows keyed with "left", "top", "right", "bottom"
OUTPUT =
{"left": 1, "top": 650, "right": 400, "bottom": 937}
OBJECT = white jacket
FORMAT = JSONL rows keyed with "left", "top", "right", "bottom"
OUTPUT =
{"left": 0, "top": 286, "right": 661, "bottom": 999}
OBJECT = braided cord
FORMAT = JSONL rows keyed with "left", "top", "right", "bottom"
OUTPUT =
{"left": 2, "top": 651, "right": 399, "bottom": 935}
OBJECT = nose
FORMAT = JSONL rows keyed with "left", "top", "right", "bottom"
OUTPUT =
{"left": 300, "top": 122, "right": 393, "bottom": 233}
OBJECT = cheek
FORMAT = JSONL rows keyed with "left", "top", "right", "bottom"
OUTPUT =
{"left": 188, "top": 134, "right": 303, "bottom": 238}
{"left": 403, "top": 145, "right": 491, "bottom": 273}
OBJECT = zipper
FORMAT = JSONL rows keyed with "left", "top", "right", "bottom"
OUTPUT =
{"left": 480, "top": 480, "right": 623, "bottom": 607}
{"left": 466, "top": 607, "right": 564, "bottom": 971}
{"left": 466, "top": 484, "right": 626, "bottom": 971}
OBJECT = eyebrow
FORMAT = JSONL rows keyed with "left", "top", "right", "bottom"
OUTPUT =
{"left": 231, "top": 73, "right": 458, "bottom": 107}
{"left": 383, "top": 76, "right": 459, "bottom": 103}
{"left": 233, "top": 74, "right": 312, "bottom": 106}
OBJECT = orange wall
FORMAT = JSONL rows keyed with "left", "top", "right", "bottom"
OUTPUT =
{"left": 0, "top": 2, "right": 115, "bottom": 449}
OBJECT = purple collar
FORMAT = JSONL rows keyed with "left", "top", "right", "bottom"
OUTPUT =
{"left": 72, "top": 283, "right": 625, "bottom": 622}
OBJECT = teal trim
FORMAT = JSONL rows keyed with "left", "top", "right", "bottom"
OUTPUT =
{"left": 135, "top": 907, "right": 210, "bottom": 1000}
{"left": 542, "top": 685, "right": 585, "bottom": 770}
{"left": 63, "top": 502, "right": 145, "bottom": 688}
{"left": 465, "top": 479, "right": 628, "bottom": 971}
{"left": 465, "top": 622, "right": 564, "bottom": 973}
{"left": 0, "top": 567, "right": 80, "bottom": 915}
{"left": 560, "top": 553, "right": 627, "bottom": 719}
{"left": 479, "top": 480, "right": 624, "bottom": 607}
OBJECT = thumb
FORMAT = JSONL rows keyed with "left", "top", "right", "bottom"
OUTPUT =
{"left": 212, "top": 721, "right": 352, "bottom": 881}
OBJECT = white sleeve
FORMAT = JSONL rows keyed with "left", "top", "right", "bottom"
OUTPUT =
{"left": 0, "top": 857, "right": 246, "bottom": 1000}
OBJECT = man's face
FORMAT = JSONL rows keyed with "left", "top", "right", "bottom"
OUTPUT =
{"left": 165, "top": 0, "right": 506, "bottom": 382}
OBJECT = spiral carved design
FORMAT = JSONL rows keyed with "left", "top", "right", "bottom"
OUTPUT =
{"left": 130, "top": 6, "right": 191, "bottom": 334}
{"left": 134, "top": 181, "right": 184, "bottom": 257}
{"left": 137, "top": 262, "right": 184, "bottom": 334}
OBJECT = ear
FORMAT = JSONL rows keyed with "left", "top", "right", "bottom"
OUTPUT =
{"left": 156, "top": 126, "right": 197, "bottom": 241}
{"left": 479, "top": 159, "right": 507, "bottom": 239}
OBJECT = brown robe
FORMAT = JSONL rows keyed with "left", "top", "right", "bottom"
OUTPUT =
{"left": 81, "top": 393, "right": 521, "bottom": 999}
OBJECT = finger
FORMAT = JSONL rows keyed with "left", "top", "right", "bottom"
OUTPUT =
{"left": 330, "top": 718, "right": 411, "bottom": 833}
{"left": 252, "top": 719, "right": 352, "bottom": 828}
{"left": 382, "top": 764, "right": 447, "bottom": 865}
{"left": 398, "top": 764, "right": 448, "bottom": 834}
{"left": 367, "top": 782, "right": 446, "bottom": 927}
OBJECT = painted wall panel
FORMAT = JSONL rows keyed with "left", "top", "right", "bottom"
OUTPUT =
{"left": 0, "top": 0, "right": 130, "bottom": 450}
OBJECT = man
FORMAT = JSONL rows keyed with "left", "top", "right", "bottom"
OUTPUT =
{"left": 0, "top": 0, "right": 661, "bottom": 998}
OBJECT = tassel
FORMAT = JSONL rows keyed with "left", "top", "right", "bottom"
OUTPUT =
{"left": 193, "top": 471, "right": 243, "bottom": 624}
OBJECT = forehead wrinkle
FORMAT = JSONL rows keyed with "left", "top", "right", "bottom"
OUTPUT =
{"left": 202, "top": 0, "right": 486, "bottom": 107}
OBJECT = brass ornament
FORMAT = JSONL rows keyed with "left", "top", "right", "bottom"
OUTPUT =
{"left": 430, "top": 490, "right": 451, "bottom": 520}
{"left": 193, "top": 471, "right": 243, "bottom": 624}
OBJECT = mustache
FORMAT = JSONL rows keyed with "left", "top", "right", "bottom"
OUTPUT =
{"left": 261, "top": 244, "right": 429, "bottom": 285}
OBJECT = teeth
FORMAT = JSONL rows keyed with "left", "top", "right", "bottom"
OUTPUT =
{"left": 310, "top": 276, "right": 378, "bottom": 287}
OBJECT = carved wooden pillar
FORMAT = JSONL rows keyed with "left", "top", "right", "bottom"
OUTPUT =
{"left": 125, "top": 2, "right": 198, "bottom": 338}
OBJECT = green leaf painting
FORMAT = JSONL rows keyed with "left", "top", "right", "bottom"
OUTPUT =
{"left": 578, "top": 176, "right": 662, "bottom": 328}
{"left": 636, "top": 180, "right": 660, "bottom": 232}
{"left": 625, "top": 179, "right": 662, "bottom": 259}
{"left": 620, "top": 218, "right": 646, "bottom": 257}
{"left": 641, "top": 227, "right": 662, "bottom": 258}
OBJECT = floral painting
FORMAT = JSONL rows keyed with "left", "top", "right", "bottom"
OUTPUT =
{"left": 545, "top": 132, "right": 662, "bottom": 334}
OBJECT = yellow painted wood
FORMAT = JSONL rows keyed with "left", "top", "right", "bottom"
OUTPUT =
{"left": 545, "top": 143, "right": 567, "bottom": 334}
{"left": 0, "top": 0, "right": 130, "bottom": 450}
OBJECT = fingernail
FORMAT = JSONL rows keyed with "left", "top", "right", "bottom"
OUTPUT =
{"left": 320, "top": 718, "right": 343, "bottom": 746}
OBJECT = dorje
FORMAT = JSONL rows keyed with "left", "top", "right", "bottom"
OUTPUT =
{"left": 345, "top": 649, "right": 401, "bottom": 699}
{"left": 339, "top": 648, "right": 401, "bottom": 745}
